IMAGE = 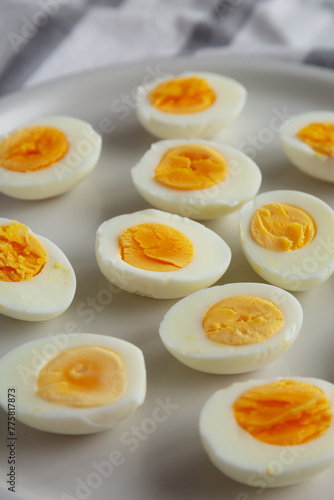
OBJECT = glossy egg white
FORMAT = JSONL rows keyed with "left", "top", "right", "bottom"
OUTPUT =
{"left": 280, "top": 111, "right": 334, "bottom": 182}
{"left": 0, "top": 333, "right": 146, "bottom": 434}
{"left": 239, "top": 190, "right": 334, "bottom": 291}
{"left": 136, "top": 71, "right": 247, "bottom": 139}
{"left": 159, "top": 282, "right": 303, "bottom": 374}
{"left": 95, "top": 208, "right": 231, "bottom": 299}
{"left": 131, "top": 139, "right": 262, "bottom": 220}
{"left": 0, "top": 115, "right": 102, "bottom": 200}
{"left": 0, "top": 218, "right": 76, "bottom": 321}
{"left": 200, "top": 376, "right": 334, "bottom": 487}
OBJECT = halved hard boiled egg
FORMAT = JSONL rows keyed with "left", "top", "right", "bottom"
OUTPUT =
{"left": 136, "top": 71, "right": 247, "bottom": 139}
{"left": 0, "top": 115, "right": 102, "bottom": 199}
{"left": 280, "top": 111, "right": 334, "bottom": 182}
{"left": 95, "top": 208, "right": 231, "bottom": 299}
{"left": 131, "top": 139, "right": 262, "bottom": 220}
{"left": 239, "top": 190, "right": 334, "bottom": 291}
{"left": 159, "top": 282, "right": 302, "bottom": 374}
{"left": 0, "top": 333, "right": 146, "bottom": 434}
{"left": 0, "top": 218, "right": 76, "bottom": 321}
{"left": 200, "top": 377, "right": 334, "bottom": 487}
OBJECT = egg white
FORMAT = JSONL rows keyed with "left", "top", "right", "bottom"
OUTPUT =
{"left": 200, "top": 376, "right": 334, "bottom": 487}
{"left": 136, "top": 71, "right": 247, "bottom": 140}
{"left": 0, "top": 115, "right": 102, "bottom": 200}
{"left": 239, "top": 190, "right": 334, "bottom": 291}
{"left": 131, "top": 139, "right": 262, "bottom": 220}
{"left": 0, "top": 333, "right": 147, "bottom": 434}
{"left": 0, "top": 218, "right": 76, "bottom": 321}
{"left": 95, "top": 208, "right": 231, "bottom": 299}
{"left": 159, "top": 282, "right": 303, "bottom": 374}
{"left": 280, "top": 111, "right": 334, "bottom": 183}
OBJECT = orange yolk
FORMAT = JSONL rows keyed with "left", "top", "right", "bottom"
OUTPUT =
{"left": 250, "top": 203, "right": 316, "bottom": 252}
{"left": 119, "top": 223, "right": 194, "bottom": 272}
{"left": 203, "top": 296, "right": 284, "bottom": 346}
{"left": 37, "top": 346, "right": 126, "bottom": 408}
{"left": 297, "top": 122, "right": 334, "bottom": 156}
{"left": 0, "top": 222, "right": 47, "bottom": 282}
{"left": 154, "top": 144, "right": 228, "bottom": 190}
{"left": 233, "top": 379, "right": 332, "bottom": 446}
{"left": 0, "top": 125, "right": 69, "bottom": 172}
{"left": 150, "top": 76, "right": 216, "bottom": 114}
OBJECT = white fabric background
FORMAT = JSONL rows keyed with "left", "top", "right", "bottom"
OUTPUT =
{"left": 0, "top": 0, "right": 334, "bottom": 96}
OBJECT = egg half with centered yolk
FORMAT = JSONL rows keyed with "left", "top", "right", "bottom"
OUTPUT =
{"left": 159, "top": 282, "right": 302, "bottom": 374}
{"left": 239, "top": 190, "right": 334, "bottom": 291}
{"left": 200, "top": 377, "right": 334, "bottom": 487}
{"left": 95, "top": 209, "right": 231, "bottom": 299}
{"left": 136, "top": 71, "right": 247, "bottom": 139}
{"left": 131, "top": 139, "right": 262, "bottom": 220}
{"left": 0, "top": 115, "right": 102, "bottom": 200}
{"left": 0, "top": 217, "right": 76, "bottom": 321}
{"left": 280, "top": 111, "right": 334, "bottom": 183}
{"left": 0, "top": 333, "right": 146, "bottom": 434}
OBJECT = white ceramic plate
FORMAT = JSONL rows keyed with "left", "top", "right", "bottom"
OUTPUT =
{"left": 1, "top": 55, "right": 334, "bottom": 500}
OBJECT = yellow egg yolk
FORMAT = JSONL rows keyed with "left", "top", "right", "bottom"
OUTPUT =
{"left": 119, "top": 223, "right": 194, "bottom": 272}
{"left": 233, "top": 379, "right": 332, "bottom": 446}
{"left": 150, "top": 76, "right": 216, "bottom": 114}
{"left": 0, "top": 222, "right": 47, "bottom": 282}
{"left": 37, "top": 346, "right": 126, "bottom": 408}
{"left": 0, "top": 125, "right": 69, "bottom": 172}
{"left": 202, "top": 296, "right": 284, "bottom": 346}
{"left": 297, "top": 122, "right": 334, "bottom": 156}
{"left": 154, "top": 144, "right": 228, "bottom": 190}
{"left": 250, "top": 203, "right": 316, "bottom": 252}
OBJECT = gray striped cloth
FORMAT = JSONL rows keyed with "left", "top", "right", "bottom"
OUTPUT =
{"left": 0, "top": 0, "right": 334, "bottom": 97}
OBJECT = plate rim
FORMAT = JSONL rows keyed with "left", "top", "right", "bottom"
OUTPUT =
{"left": 1, "top": 53, "right": 334, "bottom": 109}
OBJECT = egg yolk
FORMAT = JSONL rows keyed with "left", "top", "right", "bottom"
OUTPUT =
{"left": 150, "top": 76, "right": 216, "bottom": 114}
{"left": 37, "top": 346, "right": 126, "bottom": 408}
{"left": 0, "top": 125, "right": 69, "bottom": 172}
{"left": 0, "top": 222, "right": 47, "bottom": 282}
{"left": 119, "top": 223, "right": 194, "bottom": 272}
{"left": 250, "top": 203, "right": 316, "bottom": 252}
{"left": 233, "top": 379, "right": 332, "bottom": 446}
{"left": 154, "top": 144, "right": 228, "bottom": 190}
{"left": 202, "top": 296, "right": 284, "bottom": 346}
{"left": 297, "top": 122, "right": 334, "bottom": 156}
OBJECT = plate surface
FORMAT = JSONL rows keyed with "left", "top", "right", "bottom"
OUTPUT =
{"left": 0, "top": 54, "right": 334, "bottom": 500}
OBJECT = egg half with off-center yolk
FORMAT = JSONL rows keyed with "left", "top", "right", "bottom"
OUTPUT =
{"left": 239, "top": 190, "right": 334, "bottom": 291}
{"left": 131, "top": 139, "right": 262, "bottom": 220}
{"left": 95, "top": 208, "right": 231, "bottom": 299}
{"left": 0, "top": 333, "right": 146, "bottom": 434}
{"left": 136, "top": 71, "right": 247, "bottom": 139}
{"left": 159, "top": 282, "right": 302, "bottom": 374}
{"left": 0, "top": 115, "right": 102, "bottom": 200}
{"left": 200, "top": 377, "right": 334, "bottom": 487}
{"left": 280, "top": 111, "right": 334, "bottom": 183}
{"left": 0, "top": 217, "right": 76, "bottom": 321}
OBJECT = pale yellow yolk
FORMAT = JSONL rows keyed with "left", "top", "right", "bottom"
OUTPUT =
{"left": 250, "top": 203, "right": 316, "bottom": 252}
{"left": 0, "top": 125, "right": 69, "bottom": 172}
{"left": 0, "top": 222, "right": 47, "bottom": 282}
{"left": 297, "top": 122, "right": 334, "bottom": 156}
{"left": 37, "top": 346, "right": 126, "bottom": 408}
{"left": 154, "top": 144, "right": 228, "bottom": 190}
{"left": 119, "top": 223, "right": 194, "bottom": 272}
{"left": 150, "top": 76, "right": 216, "bottom": 114}
{"left": 202, "top": 296, "right": 284, "bottom": 346}
{"left": 233, "top": 379, "right": 332, "bottom": 446}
